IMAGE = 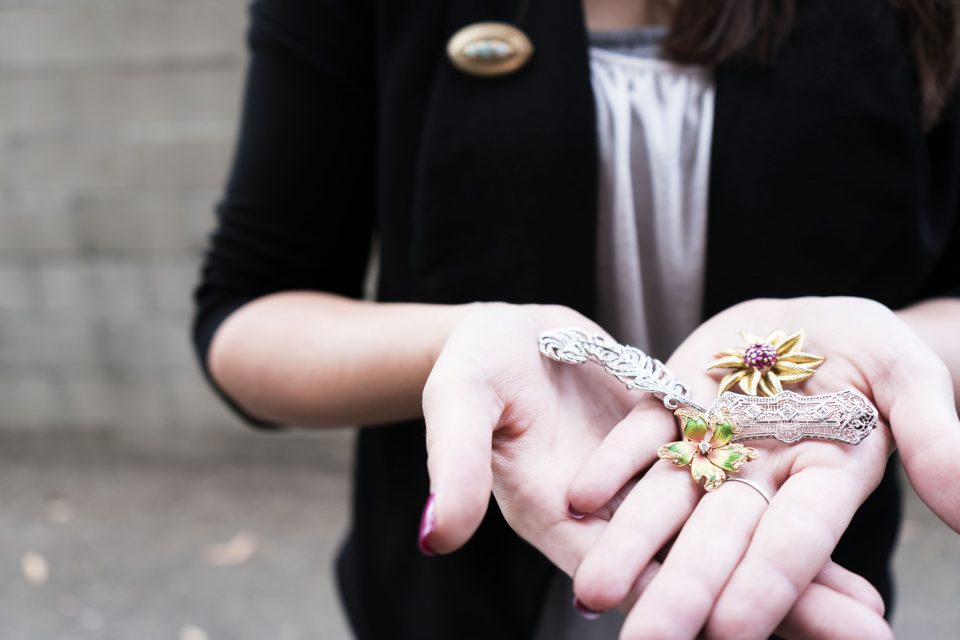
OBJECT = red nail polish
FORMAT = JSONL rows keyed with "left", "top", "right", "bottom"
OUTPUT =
{"left": 568, "top": 503, "right": 586, "bottom": 520}
{"left": 573, "top": 597, "right": 602, "bottom": 620}
{"left": 418, "top": 494, "right": 437, "bottom": 556}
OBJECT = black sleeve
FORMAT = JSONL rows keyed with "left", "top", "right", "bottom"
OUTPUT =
{"left": 191, "top": 0, "right": 376, "bottom": 428}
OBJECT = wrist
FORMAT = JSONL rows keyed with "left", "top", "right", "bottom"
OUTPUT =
{"left": 423, "top": 301, "right": 488, "bottom": 370}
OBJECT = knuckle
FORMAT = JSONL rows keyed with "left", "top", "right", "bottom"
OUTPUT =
{"left": 706, "top": 599, "right": 763, "bottom": 640}
{"left": 666, "top": 569, "right": 715, "bottom": 613}
{"left": 620, "top": 615, "right": 680, "bottom": 640}
{"left": 707, "top": 562, "right": 799, "bottom": 639}
{"left": 924, "top": 356, "right": 953, "bottom": 392}
{"left": 774, "top": 502, "right": 838, "bottom": 559}
{"left": 893, "top": 346, "right": 936, "bottom": 377}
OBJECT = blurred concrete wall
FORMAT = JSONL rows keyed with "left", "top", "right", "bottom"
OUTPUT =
{"left": 0, "top": 0, "right": 250, "bottom": 436}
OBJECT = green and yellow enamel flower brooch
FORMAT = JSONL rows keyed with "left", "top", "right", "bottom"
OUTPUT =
{"left": 657, "top": 408, "right": 759, "bottom": 491}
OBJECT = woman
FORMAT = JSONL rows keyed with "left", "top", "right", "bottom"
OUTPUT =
{"left": 193, "top": 0, "right": 960, "bottom": 637}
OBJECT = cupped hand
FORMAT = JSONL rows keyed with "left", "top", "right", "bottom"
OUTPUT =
{"left": 421, "top": 302, "right": 894, "bottom": 638}
{"left": 568, "top": 296, "right": 960, "bottom": 639}
{"left": 421, "top": 302, "right": 635, "bottom": 571}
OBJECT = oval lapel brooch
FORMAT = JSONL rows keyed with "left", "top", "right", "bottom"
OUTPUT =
{"left": 446, "top": 22, "right": 534, "bottom": 78}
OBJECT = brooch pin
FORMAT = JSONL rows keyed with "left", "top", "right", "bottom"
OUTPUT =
{"left": 446, "top": 22, "right": 534, "bottom": 77}
{"left": 538, "top": 328, "right": 877, "bottom": 491}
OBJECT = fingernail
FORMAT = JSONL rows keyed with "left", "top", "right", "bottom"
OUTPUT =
{"left": 418, "top": 494, "right": 437, "bottom": 556}
{"left": 573, "top": 597, "right": 602, "bottom": 620}
{"left": 568, "top": 503, "right": 586, "bottom": 520}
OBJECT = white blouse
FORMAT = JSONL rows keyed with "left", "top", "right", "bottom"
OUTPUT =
{"left": 591, "top": 33, "right": 714, "bottom": 360}
{"left": 533, "top": 30, "right": 715, "bottom": 640}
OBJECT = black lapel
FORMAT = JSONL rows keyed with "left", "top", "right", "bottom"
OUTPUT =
{"left": 410, "top": 0, "right": 599, "bottom": 314}
{"left": 705, "top": 0, "right": 923, "bottom": 316}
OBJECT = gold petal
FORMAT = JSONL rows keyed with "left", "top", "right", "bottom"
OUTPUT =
{"left": 765, "top": 371, "right": 784, "bottom": 395}
{"left": 773, "top": 362, "right": 816, "bottom": 376}
{"left": 713, "top": 349, "right": 745, "bottom": 359}
{"left": 758, "top": 375, "right": 774, "bottom": 397}
{"left": 781, "top": 352, "right": 825, "bottom": 367}
{"left": 707, "top": 356, "right": 746, "bottom": 370}
{"left": 777, "top": 372, "right": 814, "bottom": 384}
{"left": 775, "top": 330, "right": 804, "bottom": 355}
{"left": 739, "top": 330, "right": 764, "bottom": 346}
{"left": 738, "top": 369, "right": 762, "bottom": 395}
{"left": 765, "top": 329, "right": 786, "bottom": 347}
{"left": 717, "top": 370, "right": 748, "bottom": 396}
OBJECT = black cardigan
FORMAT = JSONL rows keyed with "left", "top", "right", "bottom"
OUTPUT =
{"left": 193, "top": 0, "right": 959, "bottom": 637}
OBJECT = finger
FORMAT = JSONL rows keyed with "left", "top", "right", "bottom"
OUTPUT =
{"left": 619, "top": 479, "right": 767, "bottom": 639}
{"left": 568, "top": 402, "right": 673, "bottom": 515}
{"left": 573, "top": 463, "right": 699, "bottom": 611}
{"left": 616, "top": 559, "right": 887, "bottom": 639}
{"left": 813, "top": 561, "right": 885, "bottom": 616}
{"left": 539, "top": 517, "right": 611, "bottom": 578}
{"left": 772, "top": 582, "right": 893, "bottom": 640}
{"left": 420, "top": 357, "right": 502, "bottom": 554}
{"left": 874, "top": 349, "right": 960, "bottom": 532}
{"left": 616, "top": 560, "right": 664, "bottom": 613}
{"left": 706, "top": 466, "right": 868, "bottom": 639}
{"left": 546, "top": 518, "right": 649, "bottom": 620}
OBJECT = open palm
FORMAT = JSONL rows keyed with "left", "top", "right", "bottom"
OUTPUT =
{"left": 568, "top": 297, "right": 958, "bottom": 639}
{"left": 422, "top": 302, "right": 895, "bottom": 638}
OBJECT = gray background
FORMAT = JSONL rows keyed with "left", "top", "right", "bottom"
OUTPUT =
{"left": 0, "top": 0, "right": 245, "bottom": 438}
{"left": 0, "top": 0, "right": 957, "bottom": 638}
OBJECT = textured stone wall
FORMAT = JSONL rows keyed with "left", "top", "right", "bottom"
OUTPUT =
{"left": 0, "top": 0, "right": 250, "bottom": 435}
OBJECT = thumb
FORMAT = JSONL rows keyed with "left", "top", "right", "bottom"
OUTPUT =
{"left": 875, "top": 351, "right": 960, "bottom": 532}
{"left": 419, "top": 355, "right": 503, "bottom": 555}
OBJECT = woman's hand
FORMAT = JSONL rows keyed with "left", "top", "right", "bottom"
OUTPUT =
{"left": 568, "top": 296, "right": 960, "bottom": 639}
{"left": 421, "top": 302, "right": 895, "bottom": 638}
{"left": 420, "top": 302, "right": 634, "bottom": 570}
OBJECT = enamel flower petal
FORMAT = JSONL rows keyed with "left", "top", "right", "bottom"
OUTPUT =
{"left": 708, "top": 417, "right": 735, "bottom": 447}
{"left": 691, "top": 455, "right": 726, "bottom": 491}
{"left": 707, "top": 328, "right": 825, "bottom": 397}
{"left": 708, "top": 444, "right": 758, "bottom": 473}
{"left": 679, "top": 411, "right": 709, "bottom": 441}
{"left": 658, "top": 440, "right": 697, "bottom": 466}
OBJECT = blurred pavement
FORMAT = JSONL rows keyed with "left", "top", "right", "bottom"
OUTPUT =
{"left": 0, "top": 432, "right": 354, "bottom": 640}
{"left": 0, "top": 431, "right": 957, "bottom": 640}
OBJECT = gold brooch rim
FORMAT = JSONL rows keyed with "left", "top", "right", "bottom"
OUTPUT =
{"left": 446, "top": 21, "right": 534, "bottom": 78}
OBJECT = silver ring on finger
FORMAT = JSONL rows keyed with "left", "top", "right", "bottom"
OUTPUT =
{"left": 723, "top": 477, "right": 773, "bottom": 504}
